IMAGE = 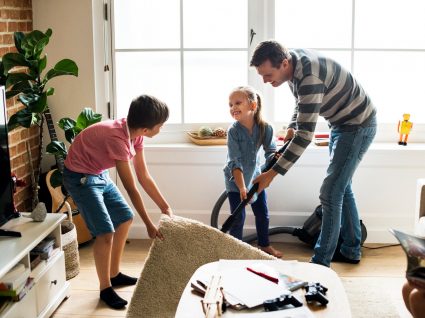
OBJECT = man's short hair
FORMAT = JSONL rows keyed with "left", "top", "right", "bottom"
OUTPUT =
{"left": 250, "top": 40, "right": 291, "bottom": 68}
{"left": 127, "top": 94, "right": 169, "bottom": 129}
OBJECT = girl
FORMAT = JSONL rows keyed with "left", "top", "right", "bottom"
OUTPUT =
{"left": 224, "top": 86, "right": 282, "bottom": 258}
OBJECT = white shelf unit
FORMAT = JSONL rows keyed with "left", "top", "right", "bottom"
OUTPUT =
{"left": 0, "top": 213, "right": 70, "bottom": 318}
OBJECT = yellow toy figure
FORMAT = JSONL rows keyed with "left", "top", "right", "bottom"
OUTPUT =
{"left": 398, "top": 113, "right": 413, "bottom": 146}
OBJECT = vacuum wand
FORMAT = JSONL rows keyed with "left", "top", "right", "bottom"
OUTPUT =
{"left": 221, "top": 140, "right": 291, "bottom": 233}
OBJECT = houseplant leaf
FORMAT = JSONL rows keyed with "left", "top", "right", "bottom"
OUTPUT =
{"left": 58, "top": 117, "right": 77, "bottom": 143}
{"left": 2, "top": 52, "right": 30, "bottom": 73}
{"left": 6, "top": 81, "right": 32, "bottom": 99}
{"left": 75, "top": 107, "right": 102, "bottom": 131}
{"left": 44, "top": 59, "right": 78, "bottom": 82}
{"left": 7, "top": 109, "right": 41, "bottom": 130}
{"left": 0, "top": 61, "right": 6, "bottom": 86}
{"left": 46, "top": 140, "right": 67, "bottom": 158}
{"left": 49, "top": 169, "right": 63, "bottom": 188}
{"left": 5, "top": 72, "right": 33, "bottom": 89}
{"left": 13, "top": 32, "right": 25, "bottom": 54}
{"left": 58, "top": 117, "right": 76, "bottom": 131}
{"left": 21, "top": 29, "right": 51, "bottom": 60}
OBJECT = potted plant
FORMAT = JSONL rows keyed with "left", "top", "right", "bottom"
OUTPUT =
{"left": 1, "top": 29, "right": 78, "bottom": 208}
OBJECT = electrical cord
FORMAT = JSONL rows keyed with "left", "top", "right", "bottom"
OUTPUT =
{"left": 363, "top": 243, "right": 400, "bottom": 249}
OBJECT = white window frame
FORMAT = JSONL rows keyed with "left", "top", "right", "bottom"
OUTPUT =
{"left": 106, "top": 0, "right": 425, "bottom": 144}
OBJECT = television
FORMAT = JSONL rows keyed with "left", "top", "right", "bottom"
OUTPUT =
{"left": 0, "top": 86, "right": 16, "bottom": 227}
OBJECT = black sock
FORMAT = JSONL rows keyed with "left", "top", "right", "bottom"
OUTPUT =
{"left": 111, "top": 272, "right": 138, "bottom": 287}
{"left": 332, "top": 250, "right": 360, "bottom": 264}
{"left": 100, "top": 287, "right": 127, "bottom": 309}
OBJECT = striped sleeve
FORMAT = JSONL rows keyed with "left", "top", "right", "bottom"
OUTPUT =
{"left": 273, "top": 75, "right": 325, "bottom": 175}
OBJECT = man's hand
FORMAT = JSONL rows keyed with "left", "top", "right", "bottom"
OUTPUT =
{"left": 252, "top": 169, "right": 278, "bottom": 194}
{"left": 146, "top": 223, "right": 164, "bottom": 240}
{"left": 285, "top": 128, "right": 295, "bottom": 141}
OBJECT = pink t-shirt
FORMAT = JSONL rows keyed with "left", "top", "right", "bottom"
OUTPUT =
{"left": 64, "top": 118, "right": 143, "bottom": 174}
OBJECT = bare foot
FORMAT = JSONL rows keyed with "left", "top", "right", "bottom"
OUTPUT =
{"left": 260, "top": 246, "right": 283, "bottom": 258}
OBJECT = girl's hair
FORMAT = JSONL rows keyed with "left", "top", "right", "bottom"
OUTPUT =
{"left": 232, "top": 86, "right": 267, "bottom": 149}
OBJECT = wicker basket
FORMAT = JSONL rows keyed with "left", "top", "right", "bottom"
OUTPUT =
{"left": 61, "top": 202, "right": 80, "bottom": 280}
{"left": 187, "top": 132, "right": 227, "bottom": 145}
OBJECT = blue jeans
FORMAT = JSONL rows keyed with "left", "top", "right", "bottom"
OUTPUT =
{"left": 311, "top": 117, "right": 377, "bottom": 267}
{"left": 228, "top": 190, "right": 270, "bottom": 247}
{"left": 63, "top": 168, "right": 134, "bottom": 237}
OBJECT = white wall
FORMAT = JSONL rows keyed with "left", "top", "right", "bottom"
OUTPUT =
{"left": 32, "top": 0, "right": 107, "bottom": 172}
{"left": 120, "top": 142, "right": 425, "bottom": 244}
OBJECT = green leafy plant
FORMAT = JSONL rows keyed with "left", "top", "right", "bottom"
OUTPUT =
{"left": 46, "top": 107, "right": 102, "bottom": 187}
{"left": 1, "top": 29, "right": 78, "bottom": 208}
{"left": 2, "top": 29, "right": 78, "bottom": 129}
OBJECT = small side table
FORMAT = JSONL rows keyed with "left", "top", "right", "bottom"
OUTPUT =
{"left": 175, "top": 260, "right": 351, "bottom": 318}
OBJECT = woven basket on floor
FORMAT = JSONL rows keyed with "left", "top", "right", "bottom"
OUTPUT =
{"left": 61, "top": 202, "right": 80, "bottom": 280}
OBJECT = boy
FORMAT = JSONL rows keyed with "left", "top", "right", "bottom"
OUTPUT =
{"left": 63, "top": 95, "right": 173, "bottom": 309}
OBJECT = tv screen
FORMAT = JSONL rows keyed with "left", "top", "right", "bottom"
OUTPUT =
{"left": 0, "top": 86, "right": 15, "bottom": 227}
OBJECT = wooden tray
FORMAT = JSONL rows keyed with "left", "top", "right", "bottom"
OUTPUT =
{"left": 187, "top": 132, "right": 227, "bottom": 146}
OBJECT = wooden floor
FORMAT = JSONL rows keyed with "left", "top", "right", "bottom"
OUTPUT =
{"left": 52, "top": 240, "right": 411, "bottom": 318}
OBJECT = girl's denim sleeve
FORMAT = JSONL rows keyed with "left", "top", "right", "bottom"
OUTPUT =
{"left": 263, "top": 125, "right": 277, "bottom": 165}
{"left": 225, "top": 127, "right": 243, "bottom": 173}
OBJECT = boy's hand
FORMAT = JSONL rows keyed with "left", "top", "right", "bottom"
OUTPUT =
{"left": 146, "top": 223, "right": 164, "bottom": 240}
{"left": 162, "top": 207, "right": 174, "bottom": 218}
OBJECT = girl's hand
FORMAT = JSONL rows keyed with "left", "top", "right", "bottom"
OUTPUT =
{"left": 146, "top": 223, "right": 164, "bottom": 240}
{"left": 239, "top": 187, "right": 248, "bottom": 201}
{"left": 274, "top": 152, "right": 282, "bottom": 160}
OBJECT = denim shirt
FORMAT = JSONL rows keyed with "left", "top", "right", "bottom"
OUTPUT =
{"left": 224, "top": 122, "right": 276, "bottom": 193}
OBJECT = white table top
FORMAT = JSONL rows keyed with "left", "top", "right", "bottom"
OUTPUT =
{"left": 175, "top": 260, "right": 351, "bottom": 318}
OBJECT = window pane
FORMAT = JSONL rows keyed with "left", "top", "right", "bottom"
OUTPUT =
{"left": 275, "top": 0, "right": 352, "bottom": 48}
{"left": 183, "top": 0, "right": 247, "bottom": 48}
{"left": 354, "top": 51, "right": 425, "bottom": 123}
{"left": 184, "top": 51, "right": 247, "bottom": 123}
{"left": 274, "top": 51, "right": 351, "bottom": 122}
{"left": 355, "top": 0, "right": 425, "bottom": 49}
{"left": 113, "top": 0, "right": 180, "bottom": 49}
{"left": 115, "top": 52, "right": 181, "bottom": 123}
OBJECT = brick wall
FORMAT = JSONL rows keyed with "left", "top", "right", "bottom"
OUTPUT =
{"left": 0, "top": 0, "right": 35, "bottom": 212}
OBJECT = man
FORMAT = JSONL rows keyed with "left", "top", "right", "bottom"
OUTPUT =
{"left": 250, "top": 40, "right": 377, "bottom": 267}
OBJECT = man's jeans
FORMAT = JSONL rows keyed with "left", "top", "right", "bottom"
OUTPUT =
{"left": 311, "top": 117, "right": 377, "bottom": 267}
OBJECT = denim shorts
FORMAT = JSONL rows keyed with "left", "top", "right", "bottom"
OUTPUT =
{"left": 63, "top": 167, "right": 134, "bottom": 237}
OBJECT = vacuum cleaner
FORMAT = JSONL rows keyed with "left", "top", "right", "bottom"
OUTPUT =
{"left": 210, "top": 140, "right": 367, "bottom": 248}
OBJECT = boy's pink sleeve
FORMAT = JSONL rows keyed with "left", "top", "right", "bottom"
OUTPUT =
{"left": 134, "top": 136, "right": 144, "bottom": 151}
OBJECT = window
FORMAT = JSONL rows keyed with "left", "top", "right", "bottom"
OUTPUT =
{"left": 110, "top": 0, "right": 425, "bottom": 142}
{"left": 112, "top": 0, "right": 247, "bottom": 125}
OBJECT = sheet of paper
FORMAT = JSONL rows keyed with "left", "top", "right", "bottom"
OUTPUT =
{"left": 218, "top": 263, "right": 289, "bottom": 308}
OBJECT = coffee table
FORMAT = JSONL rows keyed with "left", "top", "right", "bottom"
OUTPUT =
{"left": 175, "top": 260, "right": 351, "bottom": 317}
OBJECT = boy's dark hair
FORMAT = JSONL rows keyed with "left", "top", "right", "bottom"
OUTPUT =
{"left": 127, "top": 94, "right": 169, "bottom": 129}
{"left": 250, "top": 40, "right": 291, "bottom": 68}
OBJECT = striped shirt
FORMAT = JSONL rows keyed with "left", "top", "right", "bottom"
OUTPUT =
{"left": 273, "top": 49, "right": 376, "bottom": 176}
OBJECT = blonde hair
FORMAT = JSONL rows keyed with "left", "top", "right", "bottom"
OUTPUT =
{"left": 232, "top": 86, "right": 267, "bottom": 149}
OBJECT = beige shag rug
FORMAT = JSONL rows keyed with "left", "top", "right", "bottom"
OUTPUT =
{"left": 126, "top": 216, "right": 274, "bottom": 318}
